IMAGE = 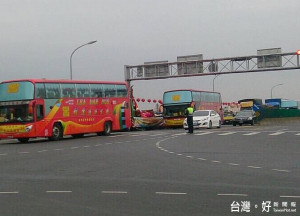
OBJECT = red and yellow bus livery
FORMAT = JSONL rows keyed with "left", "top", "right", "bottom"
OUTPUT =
{"left": 0, "top": 79, "right": 131, "bottom": 142}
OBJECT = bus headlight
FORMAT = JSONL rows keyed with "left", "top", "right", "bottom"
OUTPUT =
{"left": 25, "top": 125, "right": 33, "bottom": 132}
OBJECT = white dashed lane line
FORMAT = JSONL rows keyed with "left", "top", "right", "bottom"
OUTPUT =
{"left": 194, "top": 132, "right": 214, "bottom": 136}
{"left": 0, "top": 191, "right": 19, "bottom": 194}
{"left": 269, "top": 132, "right": 286, "bottom": 136}
{"left": 155, "top": 192, "right": 187, "bottom": 195}
{"left": 155, "top": 137, "right": 292, "bottom": 174}
{"left": 218, "top": 132, "right": 237, "bottom": 136}
{"left": 101, "top": 191, "right": 128, "bottom": 194}
{"left": 243, "top": 132, "right": 261, "bottom": 136}
{"left": 218, "top": 194, "right": 248, "bottom": 197}
{"left": 280, "top": 196, "right": 300, "bottom": 198}
{"left": 46, "top": 191, "right": 72, "bottom": 193}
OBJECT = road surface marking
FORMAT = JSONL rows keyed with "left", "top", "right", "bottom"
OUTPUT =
{"left": 150, "top": 134, "right": 165, "bottom": 137}
{"left": 55, "top": 149, "right": 64, "bottom": 151}
{"left": 272, "top": 169, "right": 290, "bottom": 172}
{"left": 46, "top": 191, "right": 72, "bottom": 193}
{"left": 177, "top": 153, "right": 183, "bottom": 156}
{"left": 218, "top": 194, "right": 248, "bottom": 196}
{"left": 101, "top": 191, "right": 128, "bottom": 194}
{"left": 37, "top": 150, "right": 48, "bottom": 153}
{"left": 186, "top": 156, "right": 194, "bottom": 158}
{"left": 109, "top": 135, "right": 124, "bottom": 138}
{"left": 195, "top": 132, "right": 214, "bottom": 136}
{"left": 0, "top": 192, "right": 19, "bottom": 194}
{"left": 269, "top": 132, "right": 285, "bottom": 136}
{"left": 280, "top": 196, "right": 300, "bottom": 198}
{"left": 243, "top": 132, "right": 261, "bottom": 136}
{"left": 71, "top": 146, "right": 80, "bottom": 149}
{"left": 197, "top": 158, "right": 207, "bottom": 161}
{"left": 172, "top": 133, "right": 186, "bottom": 136}
{"left": 156, "top": 192, "right": 187, "bottom": 195}
{"left": 295, "top": 133, "right": 300, "bottom": 136}
{"left": 0, "top": 153, "right": 8, "bottom": 156}
{"left": 248, "top": 166, "right": 262, "bottom": 169}
{"left": 83, "top": 145, "right": 90, "bottom": 148}
{"left": 228, "top": 163, "right": 240, "bottom": 166}
{"left": 212, "top": 160, "right": 221, "bottom": 163}
{"left": 218, "top": 132, "right": 237, "bottom": 136}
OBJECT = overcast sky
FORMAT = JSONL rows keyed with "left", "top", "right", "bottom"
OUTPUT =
{"left": 1, "top": 0, "right": 300, "bottom": 109}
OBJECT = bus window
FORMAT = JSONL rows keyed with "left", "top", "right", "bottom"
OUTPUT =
{"left": 76, "top": 84, "right": 90, "bottom": 98}
{"left": 104, "top": 84, "right": 116, "bottom": 98}
{"left": 35, "top": 83, "right": 46, "bottom": 98}
{"left": 116, "top": 85, "right": 127, "bottom": 97}
{"left": 90, "top": 84, "right": 103, "bottom": 98}
{"left": 61, "top": 84, "right": 76, "bottom": 98}
{"left": 45, "top": 83, "right": 61, "bottom": 99}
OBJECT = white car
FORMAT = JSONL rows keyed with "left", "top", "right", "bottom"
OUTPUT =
{"left": 183, "top": 110, "right": 221, "bottom": 129}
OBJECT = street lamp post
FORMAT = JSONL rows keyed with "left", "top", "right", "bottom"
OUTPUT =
{"left": 212, "top": 74, "right": 220, "bottom": 92}
{"left": 271, "top": 83, "right": 284, "bottom": 99}
{"left": 70, "top": 40, "right": 97, "bottom": 80}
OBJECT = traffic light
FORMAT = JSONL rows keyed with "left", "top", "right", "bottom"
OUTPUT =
{"left": 297, "top": 50, "right": 300, "bottom": 55}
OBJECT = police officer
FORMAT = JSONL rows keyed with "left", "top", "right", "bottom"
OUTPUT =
{"left": 185, "top": 106, "right": 194, "bottom": 133}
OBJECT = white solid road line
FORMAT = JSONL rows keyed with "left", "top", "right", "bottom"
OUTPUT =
{"left": 156, "top": 192, "right": 187, "bottom": 195}
{"left": 269, "top": 132, "right": 286, "bottom": 136}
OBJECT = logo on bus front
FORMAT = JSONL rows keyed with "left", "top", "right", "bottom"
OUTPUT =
{"left": 172, "top": 95, "right": 181, "bottom": 101}
{"left": 7, "top": 83, "right": 20, "bottom": 93}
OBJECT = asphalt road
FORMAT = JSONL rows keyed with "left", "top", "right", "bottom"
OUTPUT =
{"left": 0, "top": 123, "right": 299, "bottom": 216}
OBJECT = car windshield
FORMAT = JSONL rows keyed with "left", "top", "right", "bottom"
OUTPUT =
{"left": 236, "top": 111, "right": 253, "bottom": 117}
{"left": 193, "top": 111, "right": 209, "bottom": 117}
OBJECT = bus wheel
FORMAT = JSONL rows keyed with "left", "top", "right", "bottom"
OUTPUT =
{"left": 97, "top": 121, "right": 112, "bottom": 136}
{"left": 49, "top": 123, "right": 63, "bottom": 141}
{"left": 18, "top": 138, "right": 29, "bottom": 143}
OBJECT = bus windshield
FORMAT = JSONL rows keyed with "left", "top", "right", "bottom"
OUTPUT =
{"left": 0, "top": 104, "right": 33, "bottom": 124}
{"left": 164, "top": 104, "right": 189, "bottom": 117}
{"left": 0, "top": 81, "right": 34, "bottom": 101}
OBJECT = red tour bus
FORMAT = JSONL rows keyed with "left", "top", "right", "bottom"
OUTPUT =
{"left": 0, "top": 79, "right": 131, "bottom": 142}
{"left": 163, "top": 89, "right": 223, "bottom": 127}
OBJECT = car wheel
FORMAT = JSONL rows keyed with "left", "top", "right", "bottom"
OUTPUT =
{"left": 208, "top": 121, "right": 212, "bottom": 129}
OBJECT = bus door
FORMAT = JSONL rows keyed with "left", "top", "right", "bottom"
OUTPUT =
{"left": 34, "top": 102, "right": 46, "bottom": 136}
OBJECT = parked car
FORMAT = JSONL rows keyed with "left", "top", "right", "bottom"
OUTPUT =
{"left": 232, "top": 110, "right": 255, "bottom": 126}
{"left": 223, "top": 111, "right": 234, "bottom": 124}
{"left": 183, "top": 110, "right": 221, "bottom": 129}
